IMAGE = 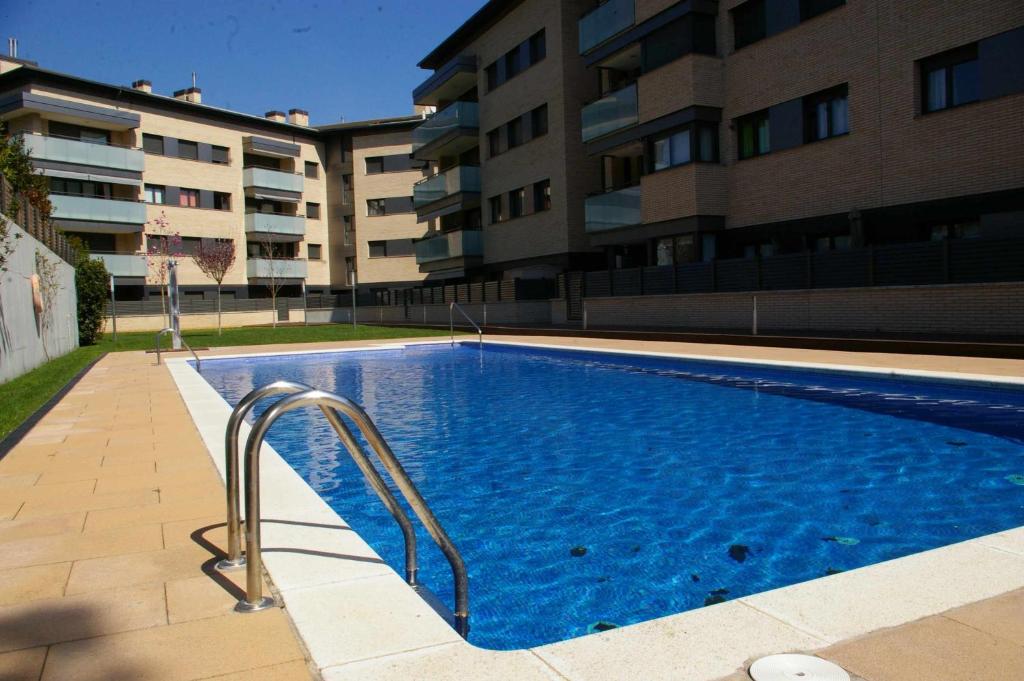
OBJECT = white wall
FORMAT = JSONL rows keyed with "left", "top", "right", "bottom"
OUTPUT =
{"left": 0, "top": 220, "right": 79, "bottom": 383}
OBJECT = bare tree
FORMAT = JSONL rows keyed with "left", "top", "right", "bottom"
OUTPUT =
{"left": 258, "top": 241, "right": 287, "bottom": 328}
{"left": 193, "top": 238, "right": 236, "bottom": 335}
{"left": 145, "top": 211, "right": 182, "bottom": 327}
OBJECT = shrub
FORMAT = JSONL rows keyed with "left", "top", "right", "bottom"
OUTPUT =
{"left": 74, "top": 246, "right": 109, "bottom": 346}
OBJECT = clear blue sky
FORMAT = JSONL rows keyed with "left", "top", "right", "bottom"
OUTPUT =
{"left": 3, "top": 0, "right": 486, "bottom": 125}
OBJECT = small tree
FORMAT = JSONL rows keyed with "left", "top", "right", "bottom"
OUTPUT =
{"left": 193, "top": 238, "right": 236, "bottom": 335}
{"left": 0, "top": 129, "right": 51, "bottom": 273}
{"left": 145, "top": 211, "right": 183, "bottom": 327}
{"left": 68, "top": 238, "right": 109, "bottom": 346}
{"left": 258, "top": 241, "right": 288, "bottom": 328}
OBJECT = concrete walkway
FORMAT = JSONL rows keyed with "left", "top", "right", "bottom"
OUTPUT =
{"left": 1, "top": 336, "right": 1022, "bottom": 680}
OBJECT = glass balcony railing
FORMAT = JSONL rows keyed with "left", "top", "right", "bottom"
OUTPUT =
{"left": 415, "top": 229, "right": 484, "bottom": 264}
{"left": 246, "top": 257, "right": 308, "bottom": 279}
{"left": 414, "top": 166, "right": 481, "bottom": 208}
{"left": 90, "top": 252, "right": 148, "bottom": 277}
{"left": 579, "top": 0, "right": 635, "bottom": 54}
{"left": 244, "top": 211, "right": 306, "bottom": 237}
{"left": 581, "top": 82, "right": 638, "bottom": 142}
{"left": 585, "top": 185, "right": 641, "bottom": 233}
{"left": 412, "top": 102, "right": 479, "bottom": 153}
{"left": 242, "top": 166, "right": 304, "bottom": 193}
{"left": 18, "top": 132, "right": 144, "bottom": 172}
{"left": 49, "top": 193, "right": 147, "bottom": 228}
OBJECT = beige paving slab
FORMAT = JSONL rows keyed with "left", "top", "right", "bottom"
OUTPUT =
{"left": 0, "top": 473, "right": 40, "bottom": 489}
{"left": 0, "top": 583, "right": 166, "bottom": 653}
{"left": 92, "top": 469, "right": 215, "bottom": 496}
{"left": 64, "top": 542, "right": 217, "bottom": 595}
{"left": 83, "top": 496, "right": 223, "bottom": 532}
{"left": 0, "top": 500, "right": 23, "bottom": 522}
{"left": 35, "top": 460, "right": 155, "bottom": 485}
{"left": 160, "top": 516, "right": 226, "bottom": 551}
{"left": 0, "top": 455, "right": 103, "bottom": 476}
{"left": 0, "top": 563, "right": 72, "bottom": 606}
{"left": 164, "top": 572, "right": 252, "bottom": 624}
{"left": 822, "top": 615, "right": 1024, "bottom": 681}
{"left": 3, "top": 480, "right": 96, "bottom": 504}
{"left": 41, "top": 610, "right": 305, "bottom": 681}
{"left": 0, "top": 646, "right": 47, "bottom": 681}
{"left": 944, "top": 588, "right": 1024, "bottom": 647}
{"left": 16, "top": 489, "right": 159, "bottom": 519}
{"left": 0, "top": 523, "right": 162, "bottom": 571}
{"left": 199, "top": 661, "right": 316, "bottom": 681}
{"left": 321, "top": 643, "right": 562, "bottom": 681}
{"left": 0, "top": 513, "right": 85, "bottom": 544}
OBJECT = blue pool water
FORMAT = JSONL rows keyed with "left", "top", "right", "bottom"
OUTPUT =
{"left": 198, "top": 343, "right": 1024, "bottom": 650}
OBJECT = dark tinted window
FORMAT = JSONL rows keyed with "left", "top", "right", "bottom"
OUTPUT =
{"left": 307, "top": 243, "right": 322, "bottom": 259}
{"left": 305, "top": 161, "right": 319, "bottom": 178}
{"left": 367, "top": 199, "right": 385, "bottom": 216}
{"left": 488, "top": 129, "right": 501, "bottom": 157}
{"left": 489, "top": 196, "right": 503, "bottom": 223}
{"left": 387, "top": 239, "right": 414, "bottom": 257}
{"left": 142, "top": 133, "right": 164, "bottom": 155}
{"left": 531, "top": 104, "right": 548, "bottom": 138}
{"left": 507, "top": 118, "right": 522, "bottom": 148}
{"left": 213, "top": 192, "right": 231, "bottom": 210}
{"left": 736, "top": 110, "right": 770, "bottom": 159}
{"left": 803, "top": 85, "right": 849, "bottom": 142}
{"left": 177, "top": 139, "right": 198, "bottom": 160}
{"left": 486, "top": 63, "right": 499, "bottom": 91}
{"left": 800, "top": 0, "right": 844, "bottom": 21}
{"left": 529, "top": 29, "right": 546, "bottom": 63}
{"left": 922, "top": 44, "right": 979, "bottom": 113}
{"left": 306, "top": 202, "right": 320, "bottom": 219}
{"left": 732, "top": 0, "right": 766, "bottom": 50}
{"left": 365, "top": 156, "right": 384, "bottom": 174}
{"left": 211, "top": 145, "right": 230, "bottom": 164}
{"left": 368, "top": 240, "right": 386, "bottom": 257}
{"left": 533, "top": 179, "right": 550, "bottom": 212}
{"left": 508, "top": 188, "right": 524, "bottom": 218}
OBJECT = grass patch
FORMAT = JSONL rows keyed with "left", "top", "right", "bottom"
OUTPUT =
{"left": 0, "top": 323, "right": 450, "bottom": 441}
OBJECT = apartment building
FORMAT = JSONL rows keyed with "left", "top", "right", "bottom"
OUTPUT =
{"left": 409, "top": 0, "right": 605, "bottom": 283}
{"left": 578, "top": 0, "right": 1024, "bottom": 268}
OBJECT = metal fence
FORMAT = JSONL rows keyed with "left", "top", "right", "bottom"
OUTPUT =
{"left": 368, "top": 278, "right": 558, "bottom": 307}
{"left": 104, "top": 296, "right": 308, "bottom": 316}
{"left": 567, "top": 238, "right": 1024, "bottom": 300}
{"left": 0, "top": 177, "right": 77, "bottom": 265}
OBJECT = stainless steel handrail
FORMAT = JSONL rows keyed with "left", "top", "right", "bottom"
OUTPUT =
{"left": 449, "top": 302, "right": 482, "bottom": 347}
{"left": 217, "top": 381, "right": 420, "bottom": 588}
{"left": 237, "top": 389, "right": 470, "bottom": 638}
{"left": 154, "top": 327, "right": 200, "bottom": 371}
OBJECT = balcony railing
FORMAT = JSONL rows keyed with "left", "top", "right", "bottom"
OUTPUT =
{"left": 242, "top": 166, "right": 304, "bottom": 193}
{"left": 415, "top": 229, "right": 484, "bottom": 264}
{"left": 49, "top": 192, "right": 147, "bottom": 228}
{"left": 244, "top": 211, "right": 306, "bottom": 238}
{"left": 246, "top": 257, "right": 308, "bottom": 279}
{"left": 414, "top": 166, "right": 481, "bottom": 208}
{"left": 412, "top": 102, "right": 479, "bottom": 154}
{"left": 585, "top": 185, "right": 641, "bottom": 233}
{"left": 90, "top": 251, "right": 148, "bottom": 277}
{"left": 19, "top": 132, "right": 145, "bottom": 173}
{"left": 582, "top": 82, "right": 638, "bottom": 142}
{"left": 579, "top": 0, "right": 635, "bottom": 54}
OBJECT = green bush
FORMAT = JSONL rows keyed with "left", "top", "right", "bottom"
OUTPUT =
{"left": 75, "top": 252, "right": 109, "bottom": 345}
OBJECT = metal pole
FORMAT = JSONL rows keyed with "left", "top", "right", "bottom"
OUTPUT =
{"left": 302, "top": 280, "right": 308, "bottom": 326}
{"left": 350, "top": 270, "right": 357, "bottom": 330}
{"left": 168, "top": 259, "right": 181, "bottom": 350}
{"left": 109, "top": 274, "right": 118, "bottom": 343}
{"left": 752, "top": 295, "right": 758, "bottom": 336}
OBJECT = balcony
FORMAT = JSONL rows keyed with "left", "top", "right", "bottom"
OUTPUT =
{"left": 49, "top": 193, "right": 147, "bottom": 232}
{"left": 90, "top": 252, "right": 147, "bottom": 278}
{"left": 582, "top": 83, "right": 638, "bottom": 143}
{"left": 246, "top": 257, "right": 308, "bottom": 280}
{"left": 415, "top": 229, "right": 484, "bottom": 271}
{"left": 243, "top": 166, "right": 303, "bottom": 201}
{"left": 244, "top": 211, "right": 306, "bottom": 241}
{"left": 585, "top": 185, "right": 641, "bottom": 234}
{"left": 412, "top": 54, "right": 477, "bottom": 106}
{"left": 412, "top": 102, "right": 479, "bottom": 161}
{"left": 579, "top": 0, "right": 635, "bottom": 54}
{"left": 414, "top": 166, "right": 481, "bottom": 220}
{"left": 19, "top": 133, "right": 144, "bottom": 173}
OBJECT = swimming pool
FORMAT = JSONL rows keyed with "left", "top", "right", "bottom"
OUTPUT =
{"left": 198, "top": 342, "right": 1024, "bottom": 650}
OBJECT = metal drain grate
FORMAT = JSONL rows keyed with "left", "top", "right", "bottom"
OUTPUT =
{"left": 749, "top": 654, "right": 851, "bottom": 681}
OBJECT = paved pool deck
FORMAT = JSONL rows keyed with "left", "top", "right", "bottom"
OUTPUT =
{"left": 1, "top": 335, "right": 1022, "bottom": 681}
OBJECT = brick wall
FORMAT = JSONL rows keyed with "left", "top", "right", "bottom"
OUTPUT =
{"left": 583, "top": 281, "right": 1024, "bottom": 336}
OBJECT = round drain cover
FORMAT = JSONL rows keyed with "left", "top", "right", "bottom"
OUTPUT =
{"left": 749, "top": 654, "right": 850, "bottom": 681}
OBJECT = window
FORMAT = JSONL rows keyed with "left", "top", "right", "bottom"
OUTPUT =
{"left": 49, "top": 121, "right": 110, "bottom": 144}
{"left": 306, "top": 202, "right": 321, "bottom": 219}
{"left": 929, "top": 220, "right": 981, "bottom": 241}
{"left": 369, "top": 240, "right": 385, "bottom": 257}
{"left": 531, "top": 104, "right": 548, "bottom": 138}
{"left": 345, "top": 256, "right": 356, "bottom": 284}
{"left": 142, "top": 133, "right": 164, "bottom": 155}
{"left": 529, "top": 29, "right": 546, "bottom": 63}
{"left": 213, "top": 191, "right": 231, "bottom": 211}
{"left": 486, "top": 63, "right": 499, "bottom": 91}
{"left": 144, "top": 184, "right": 166, "bottom": 204}
{"left": 804, "top": 85, "right": 849, "bottom": 142}
{"left": 921, "top": 45, "right": 979, "bottom": 113}
{"left": 655, "top": 235, "right": 696, "bottom": 266}
{"left": 367, "top": 199, "right": 386, "bottom": 216}
{"left": 800, "top": 0, "right": 844, "bottom": 21}
{"left": 343, "top": 216, "right": 353, "bottom": 245}
{"left": 50, "top": 178, "right": 111, "bottom": 198}
{"left": 365, "top": 156, "right": 383, "bottom": 174}
{"left": 177, "top": 139, "right": 198, "bottom": 161}
{"left": 533, "top": 179, "right": 551, "bottom": 212}
{"left": 307, "top": 243, "right": 322, "bottom": 259}
{"left": 649, "top": 123, "right": 718, "bottom": 171}
{"left": 211, "top": 145, "right": 230, "bottom": 165}
{"left": 507, "top": 118, "right": 522, "bottom": 149}
{"left": 489, "top": 195, "right": 503, "bottom": 223}
{"left": 736, "top": 110, "right": 770, "bottom": 159}
{"left": 368, "top": 239, "right": 413, "bottom": 258}
{"left": 509, "top": 188, "right": 525, "bottom": 218}
{"left": 488, "top": 129, "right": 501, "bottom": 157}
{"left": 732, "top": 0, "right": 766, "bottom": 50}
{"left": 342, "top": 174, "right": 353, "bottom": 204}
{"left": 179, "top": 188, "right": 200, "bottom": 208}
{"left": 505, "top": 49, "right": 522, "bottom": 80}
{"left": 305, "top": 161, "right": 319, "bottom": 179}
{"left": 643, "top": 15, "right": 717, "bottom": 72}
{"left": 486, "top": 30, "right": 547, "bottom": 93}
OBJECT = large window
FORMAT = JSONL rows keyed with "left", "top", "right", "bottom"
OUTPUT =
{"left": 803, "top": 85, "right": 849, "bottom": 142}
{"left": 533, "top": 179, "right": 551, "bottom": 212}
{"left": 488, "top": 129, "right": 501, "bottom": 158}
{"left": 368, "top": 239, "right": 414, "bottom": 258}
{"left": 921, "top": 45, "right": 979, "bottom": 113}
{"left": 531, "top": 104, "right": 548, "bottom": 138}
{"left": 655, "top": 234, "right": 696, "bottom": 266}
{"left": 142, "top": 133, "right": 164, "bottom": 155}
{"left": 732, "top": 0, "right": 766, "bottom": 50}
{"left": 506, "top": 118, "right": 522, "bottom": 149}
{"left": 341, "top": 174, "right": 353, "bottom": 204}
{"left": 489, "top": 195, "right": 503, "bottom": 223}
{"left": 649, "top": 123, "right": 718, "bottom": 171}
{"left": 529, "top": 29, "right": 546, "bottom": 63}
{"left": 177, "top": 139, "right": 198, "bottom": 161}
{"left": 179, "top": 187, "right": 199, "bottom": 208}
{"left": 213, "top": 191, "right": 231, "bottom": 211}
{"left": 485, "top": 29, "right": 547, "bottom": 92}
{"left": 736, "top": 110, "right": 770, "bottom": 160}
{"left": 367, "top": 198, "right": 386, "bottom": 216}
{"left": 508, "top": 187, "right": 525, "bottom": 219}
{"left": 49, "top": 121, "right": 110, "bottom": 144}
{"left": 211, "top": 145, "right": 230, "bottom": 165}
{"left": 144, "top": 184, "right": 166, "bottom": 204}
{"left": 643, "top": 14, "right": 717, "bottom": 72}
{"left": 343, "top": 216, "right": 353, "bottom": 245}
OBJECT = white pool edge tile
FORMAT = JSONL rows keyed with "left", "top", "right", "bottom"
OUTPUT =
{"left": 165, "top": 342, "right": 1024, "bottom": 681}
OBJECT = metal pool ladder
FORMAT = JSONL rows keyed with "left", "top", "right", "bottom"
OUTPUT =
{"left": 154, "top": 327, "right": 201, "bottom": 371}
{"left": 449, "top": 302, "right": 483, "bottom": 347}
{"left": 221, "top": 384, "right": 470, "bottom": 638}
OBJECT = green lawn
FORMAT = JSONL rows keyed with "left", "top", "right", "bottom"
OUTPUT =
{"left": 0, "top": 324, "right": 450, "bottom": 442}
